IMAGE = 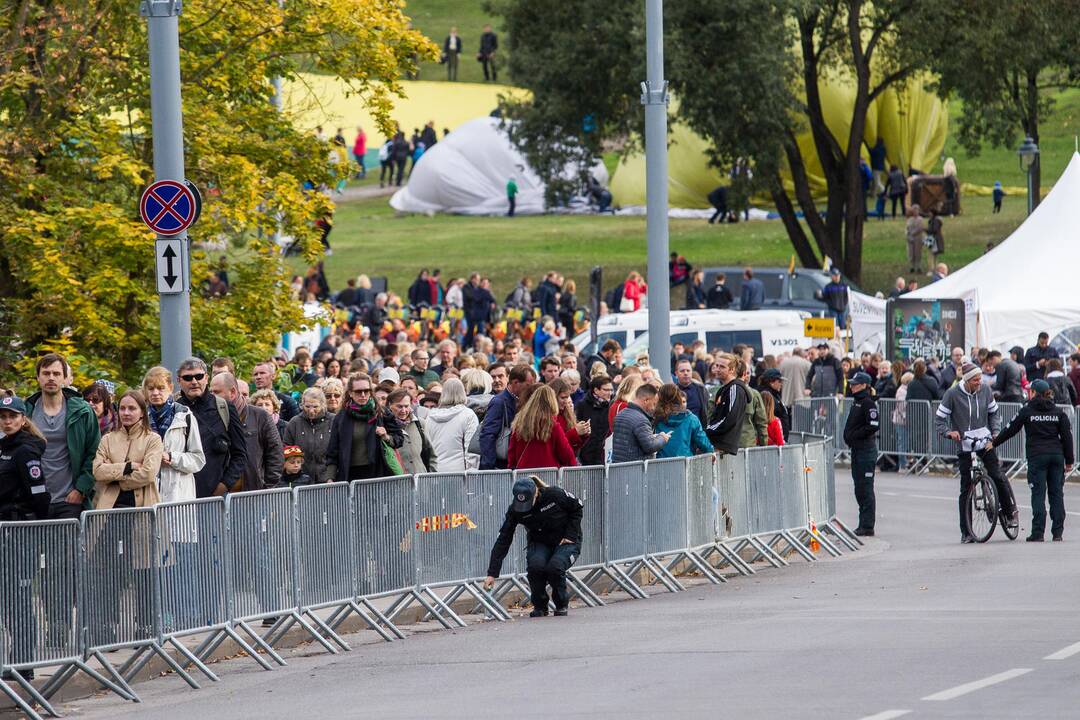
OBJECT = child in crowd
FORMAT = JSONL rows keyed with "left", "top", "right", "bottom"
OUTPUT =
{"left": 282, "top": 446, "right": 313, "bottom": 487}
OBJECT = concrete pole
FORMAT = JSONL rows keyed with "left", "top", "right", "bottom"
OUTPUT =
{"left": 143, "top": 0, "right": 192, "bottom": 372}
{"left": 642, "top": 0, "right": 671, "bottom": 382}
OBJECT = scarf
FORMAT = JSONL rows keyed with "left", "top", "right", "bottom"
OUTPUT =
{"left": 148, "top": 398, "right": 176, "bottom": 439}
{"left": 346, "top": 398, "right": 376, "bottom": 422}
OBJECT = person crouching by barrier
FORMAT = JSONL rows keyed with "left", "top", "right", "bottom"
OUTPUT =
{"left": 484, "top": 475, "right": 583, "bottom": 617}
{"left": 992, "top": 380, "right": 1075, "bottom": 542}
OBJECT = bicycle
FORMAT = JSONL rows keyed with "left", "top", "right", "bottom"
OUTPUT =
{"left": 966, "top": 450, "right": 1019, "bottom": 543}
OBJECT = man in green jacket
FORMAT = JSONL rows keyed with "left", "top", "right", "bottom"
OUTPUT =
{"left": 24, "top": 353, "right": 101, "bottom": 518}
{"left": 739, "top": 363, "right": 768, "bottom": 448}
{"left": 406, "top": 348, "right": 441, "bottom": 389}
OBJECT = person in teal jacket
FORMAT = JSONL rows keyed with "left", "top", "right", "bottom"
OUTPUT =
{"left": 655, "top": 384, "right": 714, "bottom": 458}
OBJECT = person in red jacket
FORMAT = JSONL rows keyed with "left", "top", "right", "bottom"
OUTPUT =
{"left": 621, "top": 271, "right": 647, "bottom": 312}
{"left": 761, "top": 392, "right": 785, "bottom": 446}
{"left": 549, "top": 378, "right": 590, "bottom": 455}
{"left": 607, "top": 374, "right": 643, "bottom": 432}
{"left": 352, "top": 126, "right": 367, "bottom": 179}
{"left": 508, "top": 384, "right": 578, "bottom": 469}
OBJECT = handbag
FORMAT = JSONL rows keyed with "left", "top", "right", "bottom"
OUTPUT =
{"left": 619, "top": 294, "right": 635, "bottom": 313}
{"left": 381, "top": 439, "right": 406, "bottom": 476}
{"left": 467, "top": 408, "right": 512, "bottom": 460}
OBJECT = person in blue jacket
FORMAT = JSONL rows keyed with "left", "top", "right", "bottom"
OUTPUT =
{"left": 655, "top": 384, "right": 714, "bottom": 458}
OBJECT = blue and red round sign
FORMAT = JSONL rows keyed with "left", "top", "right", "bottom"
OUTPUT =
{"left": 139, "top": 180, "right": 197, "bottom": 236}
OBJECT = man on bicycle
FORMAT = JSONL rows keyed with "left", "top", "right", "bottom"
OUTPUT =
{"left": 934, "top": 361, "right": 1017, "bottom": 543}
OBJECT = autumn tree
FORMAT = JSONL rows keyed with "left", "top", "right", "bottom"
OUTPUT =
{"left": 0, "top": 0, "right": 435, "bottom": 388}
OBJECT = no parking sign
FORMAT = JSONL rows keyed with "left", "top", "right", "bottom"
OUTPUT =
{"left": 139, "top": 179, "right": 198, "bottom": 236}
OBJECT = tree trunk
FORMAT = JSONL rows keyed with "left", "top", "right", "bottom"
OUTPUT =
{"left": 842, "top": 0, "right": 871, "bottom": 284}
{"left": 769, "top": 178, "right": 820, "bottom": 269}
{"left": 784, "top": 135, "right": 837, "bottom": 261}
{"left": 1026, "top": 70, "right": 1041, "bottom": 212}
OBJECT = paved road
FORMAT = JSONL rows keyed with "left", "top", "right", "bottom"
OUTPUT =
{"left": 57, "top": 471, "right": 1080, "bottom": 719}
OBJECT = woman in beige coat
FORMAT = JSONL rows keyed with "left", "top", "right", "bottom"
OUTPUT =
{"left": 90, "top": 389, "right": 163, "bottom": 641}
{"left": 93, "top": 390, "right": 163, "bottom": 509}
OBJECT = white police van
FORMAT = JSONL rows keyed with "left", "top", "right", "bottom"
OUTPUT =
{"left": 615, "top": 309, "right": 811, "bottom": 360}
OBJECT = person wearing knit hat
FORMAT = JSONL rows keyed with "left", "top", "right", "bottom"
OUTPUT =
{"left": 935, "top": 359, "right": 1017, "bottom": 543}
{"left": 993, "top": 379, "right": 1075, "bottom": 541}
{"left": 281, "top": 445, "right": 313, "bottom": 487}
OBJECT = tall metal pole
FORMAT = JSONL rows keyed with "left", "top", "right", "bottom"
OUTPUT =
{"left": 642, "top": 0, "right": 671, "bottom": 382}
{"left": 143, "top": 0, "right": 192, "bottom": 371}
{"left": 1026, "top": 159, "right": 1036, "bottom": 216}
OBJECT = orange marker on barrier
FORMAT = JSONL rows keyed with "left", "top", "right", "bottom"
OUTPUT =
{"left": 808, "top": 519, "right": 821, "bottom": 554}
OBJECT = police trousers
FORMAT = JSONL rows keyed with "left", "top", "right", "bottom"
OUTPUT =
{"left": 1028, "top": 454, "right": 1066, "bottom": 538}
{"left": 850, "top": 447, "right": 877, "bottom": 531}
{"left": 526, "top": 541, "right": 579, "bottom": 611}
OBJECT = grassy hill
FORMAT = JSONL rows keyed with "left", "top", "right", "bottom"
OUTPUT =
{"left": 403, "top": 0, "right": 503, "bottom": 85}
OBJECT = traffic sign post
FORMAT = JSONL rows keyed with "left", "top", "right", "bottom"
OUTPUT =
{"left": 142, "top": 0, "right": 192, "bottom": 372}
{"left": 804, "top": 317, "right": 836, "bottom": 338}
{"left": 155, "top": 238, "right": 187, "bottom": 294}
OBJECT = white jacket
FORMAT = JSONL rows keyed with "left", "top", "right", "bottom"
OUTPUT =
{"left": 158, "top": 405, "right": 206, "bottom": 505}
{"left": 424, "top": 404, "right": 479, "bottom": 472}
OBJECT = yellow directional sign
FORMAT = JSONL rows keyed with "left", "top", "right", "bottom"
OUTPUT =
{"left": 804, "top": 317, "right": 835, "bottom": 338}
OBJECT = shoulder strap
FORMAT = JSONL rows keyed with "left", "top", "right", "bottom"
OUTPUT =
{"left": 214, "top": 394, "right": 230, "bottom": 429}
{"left": 183, "top": 409, "right": 192, "bottom": 447}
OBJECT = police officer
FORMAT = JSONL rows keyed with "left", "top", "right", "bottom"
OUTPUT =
{"left": 993, "top": 379, "right": 1075, "bottom": 542}
{"left": 484, "top": 476, "right": 583, "bottom": 617}
{"left": 843, "top": 372, "right": 879, "bottom": 536}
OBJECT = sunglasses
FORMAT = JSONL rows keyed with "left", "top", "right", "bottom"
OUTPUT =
{"left": 351, "top": 388, "right": 372, "bottom": 395}
{"left": 180, "top": 373, "right": 206, "bottom": 382}
{"left": 324, "top": 392, "right": 342, "bottom": 398}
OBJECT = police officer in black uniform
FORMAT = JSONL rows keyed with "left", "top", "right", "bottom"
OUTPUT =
{"left": 484, "top": 476, "right": 583, "bottom": 617}
{"left": 993, "top": 379, "right": 1075, "bottom": 542}
{"left": 843, "top": 372, "right": 880, "bottom": 536}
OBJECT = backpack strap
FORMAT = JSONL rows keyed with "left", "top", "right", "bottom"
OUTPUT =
{"left": 214, "top": 394, "right": 230, "bottom": 430}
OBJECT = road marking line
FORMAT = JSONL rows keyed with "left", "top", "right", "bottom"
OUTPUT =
{"left": 921, "top": 668, "right": 1032, "bottom": 701}
{"left": 1045, "top": 641, "right": 1080, "bottom": 660}
{"left": 858, "top": 710, "right": 911, "bottom": 720}
{"left": 909, "top": 494, "right": 954, "bottom": 501}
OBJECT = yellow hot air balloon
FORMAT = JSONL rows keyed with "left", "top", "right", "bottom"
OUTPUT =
{"left": 609, "top": 75, "right": 948, "bottom": 207}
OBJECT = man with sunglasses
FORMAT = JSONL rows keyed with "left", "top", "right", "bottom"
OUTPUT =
{"left": 176, "top": 358, "right": 247, "bottom": 497}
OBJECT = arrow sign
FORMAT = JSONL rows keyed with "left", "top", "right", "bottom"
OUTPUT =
{"left": 156, "top": 238, "right": 187, "bottom": 294}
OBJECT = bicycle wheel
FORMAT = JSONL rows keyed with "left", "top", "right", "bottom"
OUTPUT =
{"left": 999, "top": 481, "right": 1019, "bottom": 540}
{"left": 967, "top": 474, "right": 998, "bottom": 543}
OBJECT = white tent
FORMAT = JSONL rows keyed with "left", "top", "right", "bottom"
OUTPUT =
{"left": 906, "top": 152, "right": 1080, "bottom": 351}
{"left": 389, "top": 116, "right": 607, "bottom": 216}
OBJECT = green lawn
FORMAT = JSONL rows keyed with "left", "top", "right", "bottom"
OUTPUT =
{"left": 404, "top": 0, "right": 503, "bottom": 85}
{"left": 316, "top": 193, "right": 1026, "bottom": 300}
{"left": 942, "top": 88, "right": 1080, "bottom": 191}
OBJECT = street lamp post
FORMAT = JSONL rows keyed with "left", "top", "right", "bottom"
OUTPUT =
{"left": 1018, "top": 135, "right": 1039, "bottom": 216}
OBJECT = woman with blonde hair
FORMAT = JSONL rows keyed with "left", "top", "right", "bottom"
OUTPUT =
{"left": 321, "top": 376, "right": 345, "bottom": 415}
{"left": 548, "top": 378, "right": 590, "bottom": 455}
{"left": 608, "top": 374, "right": 644, "bottom": 430}
{"left": 508, "top": 384, "right": 578, "bottom": 470}
{"left": 143, "top": 366, "right": 205, "bottom": 505}
{"left": 284, "top": 386, "right": 334, "bottom": 483}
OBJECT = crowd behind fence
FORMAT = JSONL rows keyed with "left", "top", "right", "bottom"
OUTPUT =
{"left": 0, "top": 438, "right": 851, "bottom": 720}
{"left": 792, "top": 397, "right": 1080, "bottom": 478}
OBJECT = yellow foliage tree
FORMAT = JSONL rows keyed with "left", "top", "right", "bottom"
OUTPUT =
{"left": 0, "top": 0, "right": 437, "bottom": 389}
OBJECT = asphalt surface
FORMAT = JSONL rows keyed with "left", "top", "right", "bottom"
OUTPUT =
{"left": 53, "top": 471, "right": 1080, "bottom": 719}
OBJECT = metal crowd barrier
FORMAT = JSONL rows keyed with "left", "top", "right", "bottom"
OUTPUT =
{"left": 793, "top": 396, "right": 1080, "bottom": 479}
{"left": 0, "top": 439, "right": 846, "bottom": 719}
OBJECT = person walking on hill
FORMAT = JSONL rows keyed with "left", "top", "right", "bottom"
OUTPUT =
{"left": 443, "top": 27, "right": 463, "bottom": 81}
{"left": 886, "top": 164, "right": 908, "bottom": 218}
{"left": 506, "top": 176, "right": 518, "bottom": 217}
{"left": 479, "top": 24, "right": 498, "bottom": 82}
{"left": 905, "top": 204, "right": 925, "bottom": 274}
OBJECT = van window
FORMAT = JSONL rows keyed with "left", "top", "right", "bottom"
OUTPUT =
{"left": 789, "top": 274, "right": 820, "bottom": 301}
{"left": 671, "top": 332, "right": 698, "bottom": 349}
{"left": 597, "top": 331, "right": 627, "bottom": 350}
{"left": 706, "top": 330, "right": 763, "bottom": 357}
